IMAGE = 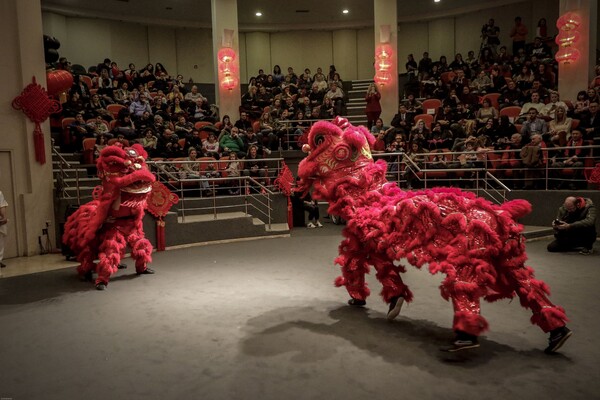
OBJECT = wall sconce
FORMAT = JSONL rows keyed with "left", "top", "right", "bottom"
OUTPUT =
{"left": 374, "top": 43, "right": 394, "bottom": 87}
{"left": 555, "top": 12, "right": 582, "bottom": 65}
{"left": 217, "top": 47, "right": 238, "bottom": 91}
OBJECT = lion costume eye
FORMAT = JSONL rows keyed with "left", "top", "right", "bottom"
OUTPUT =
{"left": 313, "top": 134, "right": 325, "bottom": 147}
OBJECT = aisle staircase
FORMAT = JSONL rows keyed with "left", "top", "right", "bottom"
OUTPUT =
{"left": 343, "top": 79, "right": 372, "bottom": 126}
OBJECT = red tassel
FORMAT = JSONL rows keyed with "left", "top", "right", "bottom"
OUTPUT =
{"left": 156, "top": 218, "right": 165, "bottom": 251}
{"left": 34, "top": 124, "right": 46, "bottom": 164}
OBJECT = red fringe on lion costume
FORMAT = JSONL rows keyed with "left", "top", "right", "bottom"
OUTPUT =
{"left": 296, "top": 117, "right": 571, "bottom": 353}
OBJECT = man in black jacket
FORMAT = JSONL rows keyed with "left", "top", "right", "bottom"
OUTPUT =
{"left": 548, "top": 196, "right": 597, "bottom": 254}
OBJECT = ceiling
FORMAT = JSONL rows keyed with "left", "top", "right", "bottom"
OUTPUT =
{"left": 41, "top": 0, "right": 525, "bottom": 31}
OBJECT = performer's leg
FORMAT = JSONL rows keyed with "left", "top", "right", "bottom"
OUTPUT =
{"left": 95, "top": 229, "right": 127, "bottom": 289}
{"left": 128, "top": 233, "right": 154, "bottom": 274}
{"left": 335, "top": 243, "right": 370, "bottom": 305}
{"left": 76, "top": 248, "right": 96, "bottom": 281}
{"left": 506, "top": 265, "right": 571, "bottom": 353}
{"left": 441, "top": 264, "right": 488, "bottom": 351}
{"left": 374, "top": 261, "right": 414, "bottom": 320}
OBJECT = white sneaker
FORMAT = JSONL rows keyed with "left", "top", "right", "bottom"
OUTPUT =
{"left": 316, "top": 221, "right": 323, "bottom": 228}
{"left": 307, "top": 222, "right": 316, "bottom": 229}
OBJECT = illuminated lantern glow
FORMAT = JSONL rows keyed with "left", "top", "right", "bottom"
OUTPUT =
{"left": 375, "top": 44, "right": 394, "bottom": 60}
{"left": 218, "top": 62, "right": 237, "bottom": 76}
{"left": 374, "top": 71, "right": 391, "bottom": 86}
{"left": 220, "top": 75, "right": 238, "bottom": 91}
{"left": 555, "top": 30, "right": 581, "bottom": 47}
{"left": 376, "top": 58, "right": 392, "bottom": 72}
{"left": 217, "top": 47, "right": 236, "bottom": 63}
{"left": 560, "top": 12, "right": 582, "bottom": 31}
{"left": 555, "top": 47, "right": 580, "bottom": 64}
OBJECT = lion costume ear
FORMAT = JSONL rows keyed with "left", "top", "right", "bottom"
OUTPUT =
{"left": 130, "top": 143, "right": 148, "bottom": 160}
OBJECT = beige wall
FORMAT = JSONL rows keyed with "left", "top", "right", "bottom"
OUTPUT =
{"left": 357, "top": 28, "right": 375, "bottom": 80}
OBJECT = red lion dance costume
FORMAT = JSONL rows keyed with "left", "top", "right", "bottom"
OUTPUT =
{"left": 296, "top": 117, "right": 572, "bottom": 353}
{"left": 63, "top": 144, "right": 156, "bottom": 290}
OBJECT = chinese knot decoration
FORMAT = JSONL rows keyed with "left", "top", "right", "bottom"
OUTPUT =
{"left": 146, "top": 181, "right": 179, "bottom": 251}
{"left": 12, "top": 76, "right": 62, "bottom": 164}
{"left": 555, "top": 12, "right": 582, "bottom": 65}
{"left": 217, "top": 47, "right": 239, "bottom": 91}
{"left": 374, "top": 43, "right": 394, "bottom": 87}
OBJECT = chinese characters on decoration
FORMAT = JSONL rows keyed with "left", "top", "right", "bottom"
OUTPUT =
{"left": 374, "top": 43, "right": 394, "bottom": 87}
{"left": 555, "top": 12, "right": 582, "bottom": 64}
{"left": 217, "top": 47, "right": 238, "bottom": 91}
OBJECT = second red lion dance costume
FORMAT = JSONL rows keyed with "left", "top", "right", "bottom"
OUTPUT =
{"left": 296, "top": 117, "right": 571, "bottom": 353}
{"left": 63, "top": 144, "right": 156, "bottom": 290}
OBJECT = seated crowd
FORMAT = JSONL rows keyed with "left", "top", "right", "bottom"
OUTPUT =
{"left": 371, "top": 17, "right": 599, "bottom": 190}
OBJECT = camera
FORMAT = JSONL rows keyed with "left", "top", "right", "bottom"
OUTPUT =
{"left": 553, "top": 219, "right": 561, "bottom": 225}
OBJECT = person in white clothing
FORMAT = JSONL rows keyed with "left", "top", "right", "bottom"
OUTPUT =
{"left": 0, "top": 191, "right": 8, "bottom": 268}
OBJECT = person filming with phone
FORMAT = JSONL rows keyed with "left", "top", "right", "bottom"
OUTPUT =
{"left": 548, "top": 196, "right": 597, "bottom": 255}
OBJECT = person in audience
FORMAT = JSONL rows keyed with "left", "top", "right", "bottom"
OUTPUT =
{"left": 372, "top": 130, "right": 387, "bottom": 154}
{"left": 402, "top": 93, "right": 423, "bottom": 115}
{"left": 520, "top": 133, "right": 547, "bottom": 189}
{"left": 156, "top": 128, "right": 180, "bottom": 158}
{"left": 539, "top": 91, "right": 566, "bottom": 121}
{"left": 174, "top": 114, "right": 194, "bottom": 138}
{"left": 521, "top": 107, "right": 548, "bottom": 141}
{"left": 406, "top": 53, "right": 418, "bottom": 79}
{"left": 272, "top": 65, "right": 284, "bottom": 84}
{"left": 476, "top": 98, "right": 499, "bottom": 127}
{"left": 113, "top": 81, "right": 131, "bottom": 105}
{"left": 370, "top": 118, "right": 390, "bottom": 135}
{"left": 499, "top": 80, "right": 524, "bottom": 109}
{"left": 140, "top": 127, "right": 158, "bottom": 157}
{"left": 71, "top": 75, "right": 91, "bottom": 102}
{"left": 319, "top": 97, "right": 336, "bottom": 120}
{"left": 69, "top": 112, "right": 93, "bottom": 151}
{"left": 365, "top": 83, "right": 382, "bottom": 129}
{"left": 518, "top": 92, "right": 545, "bottom": 120}
{"left": 497, "top": 132, "right": 523, "bottom": 187}
{"left": 94, "top": 134, "right": 109, "bottom": 160}
{"left": 509, "top": 16, "right": 528, "bottom": 56}
{"left": 481, "top": 18, "right": 500, "bottom": 55}
{"left": 88, "top": 115, "right": 110, "bottom": 137}
{"left": 550, "top": 130, "right": 590, "bottom": 189}
{"left": 549, "top": 106, "right": 572, "bottom": 146}
{"left": 390, "top": 104, "right": 413, "bottom": 138}
{"left": 513, "top": 64, "right": 534, "bottom": 92}
{"left": 224, "top": 151, "right": 242, "bottom": 195}
{"left": 243, "top": 144, "right": 269, "bottom": 188}
{"left": 167, "top": 97, "right": 186, "bottom": 117}
{"left": 139, "top": 63, "right": 156, "bottom": 85}
{"left": 184, "top": 85, "right": 207, "bottom": 103}
{"left": 302, "top": 190, "right": 323, "bottom": 229}
{"left": 579, "top": 101, "right": 600, "bottom": 142}
{"left": 220, "top": 115, "right": 233, "bottom": 132}
{"left": 530, "top": 37, "right": 553, "bottom": 62}
{"left": 573, "top": 90, "right": 590, "bottom": 118}
{"left": 327, "top": 65, "right": 337, "bottom": 82}
{"left": 470, "top": 70, "right": 492, "bottom": 94}
{"left": 64, "top": 91, "right": 86, "bottom": 117}
{"left": 548, "top": 196, "right": 596, "bottom": 255}
{"left": 404, "top": 141, "right": 427, "bottom": 189}
{"left": 324, "top": 81, "right": 345, "bottom": 116}
{"left": 417, "top": 52, "right": 433, "bottom": 82}
{"left": 171, "top": 74, "right": 186, "bottom": 93}
{"left": 219, "top": 126, "right": 245, "bottom": 158}
{"left": 258, "top": 110, "right": 277, "bottom": 147}
{"left": 87, "top": 93, "right": 113, "bottom": 122}
{"left": 489, "top": 67, "right": 507, "bottom": 93}
{"left": 129, "top": 93, "right": 152, "bottom": 120}
{"left": 202, "top": 132, "right": 221, "bottom": 160}
{"left": 408, "top": 119, "right": 430, "bottom": 145}
{"left": 256, "top": 85, "right": 273, "bottom": 110}
{"left": 234, "top": 112, "right": 253, "bottom": 136}
{"left": 152, "top": 114, "right": 171, "bottom": 137}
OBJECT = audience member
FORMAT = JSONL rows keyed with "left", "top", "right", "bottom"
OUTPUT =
{"left": 548, "top": 196, "right": 596, "bottom": 254}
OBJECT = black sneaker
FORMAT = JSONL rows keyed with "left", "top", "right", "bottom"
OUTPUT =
{"left": 80, "top": 271, "right": 93, "bottom": 282}
{"left": 95, "top": 282, "right": 107, "bottom": 290}
{"left": 545, "top": 326, "right": 572, "bottom": 354}
{"left": 137, "top": 267, "right": 155, "bottom": 275}
{"left": 347, "top": 298, "right": 366, "bottom": 306}
{"left": 579, "top": 248, "right": 594, "bottom": 255}
{"left": 117, "top": 263, "right": 128, "bottom": 269}
{"left": 387, "top": 296, "right": 404, "bottom": 321}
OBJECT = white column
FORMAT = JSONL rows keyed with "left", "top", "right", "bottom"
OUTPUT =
{"left": 374, "top": 0, "right": 399, "bottom": 125}
{"left": 211, "top": 0, "right": 242, "bottom": 121}
{"left": 557, "top": 0, "right": 597, "bottom": 102}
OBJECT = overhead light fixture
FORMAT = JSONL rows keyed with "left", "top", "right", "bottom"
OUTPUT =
{"left": 256, "top": 11, "right": 262, "bottom": 17}
{"left": 434, "top": 0, "right": 441, "bottom": 2}
{"left": 342, "top": 9, "right": 349, "bottom": 14}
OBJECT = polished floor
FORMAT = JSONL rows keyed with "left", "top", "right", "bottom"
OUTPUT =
{"left": 0, "top": 222, "right": 598, "bottom": 400}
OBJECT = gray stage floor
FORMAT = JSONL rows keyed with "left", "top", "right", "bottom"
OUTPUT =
{"left": 0, "top": 222, "right": 598, "bottom": 400}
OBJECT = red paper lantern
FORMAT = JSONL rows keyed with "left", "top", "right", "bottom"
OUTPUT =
{"left": 221, "top": 75, "right": 238, "bottom": 91}
{"left": 560, "top": 12, "right": 582, "bottom": 31}
{"left": 46, "top": 69, "right": 73, "bottom": 97}
{"left": 219, "top": 62, "right": 237, "bottom": 76}
{"left": 376, "top": 58, "right": 392, "bottom": 72}
{"left": 217, "top": 47, "right": 236, "bottom": 63}
{"left": 375, "top": 44, "right": 394, "bottom": 60}
{"left": 555, "top": 47, "right": 581, "bottom": 64}
{"left": 555, "top": 30, "right": 581, "bottom": 48}
{"left": 374, "top": 71, "right": 391, "bottom": 87}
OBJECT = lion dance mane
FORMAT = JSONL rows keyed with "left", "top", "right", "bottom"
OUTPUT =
{"left": 296, "top": 117, "right": 567, "bottom": 337}
{"left": 63, "top": 144, "right": 156, "bottom": 288}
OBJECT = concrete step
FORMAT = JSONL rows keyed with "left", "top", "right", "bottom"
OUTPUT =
{"left": 522, "top": 226, "right": 554, "bottom": 240}
{"left": 54, "top": 177, "right": 100, "bottom": 186}
{"left": 53, "top": 168, "right": 90, "bottom": 179}
{"left": 352, "top": 79, "right": 375, "bottom": 84}
{"left": 53, "top": 159, "right": 80, "bottom": 167}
